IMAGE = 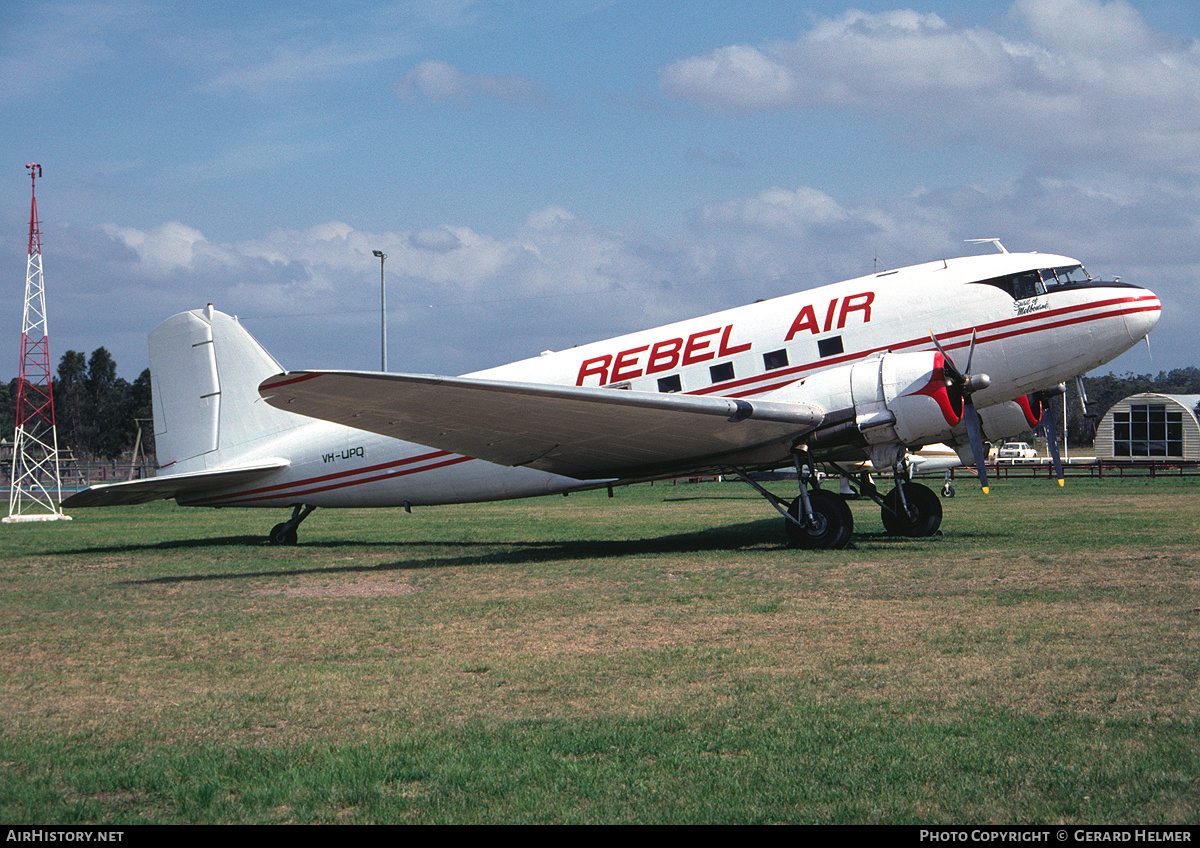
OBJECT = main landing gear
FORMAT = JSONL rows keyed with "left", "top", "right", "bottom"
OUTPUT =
{"left": 855, "top": 458, "right": 942, "bottom": 537}
{"left": 268, "top": 504, "right": 315, "bottom": 545}
{"left": 880, "top": 479, "right": 942, "bottom": 537}
{"left": 785, "top": 489, "right": 854, "bottom": 549}
{"left": 831, "top": 457, "right": 944, "bottom": 540}
{"left": 734, "top": 449, "right": 945, "bottom": 549}
{"left": 732, "top": 449, "right": 854, "bottom": 550}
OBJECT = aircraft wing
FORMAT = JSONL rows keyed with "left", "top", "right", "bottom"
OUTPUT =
{"left": 259, "top": 371, "right": 824, "bottom": 479}
{"left": 61, "top": 460, "right": 289, "bottom": 507}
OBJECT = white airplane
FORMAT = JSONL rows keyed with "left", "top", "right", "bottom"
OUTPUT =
{"left": 909, "top": 444, "right": 971, "bottom": 499}
{"left": 63, "top": 243, "right": 1160, "bottom": 549}
{"left": 831, "top": 443, "right": 970, "bottom": 500}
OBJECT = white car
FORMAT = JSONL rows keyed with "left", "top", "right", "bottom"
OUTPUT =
{"left": 998, "top": 442, "right": 1038, "bottom": 461}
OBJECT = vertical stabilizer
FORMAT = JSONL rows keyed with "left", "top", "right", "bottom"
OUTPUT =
{"left": 150, "top": 307, "right": 298, "bottom": 472}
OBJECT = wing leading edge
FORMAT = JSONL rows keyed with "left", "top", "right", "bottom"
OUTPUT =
{"left": 259, "top": 371, "right": 824, "bottom": 479}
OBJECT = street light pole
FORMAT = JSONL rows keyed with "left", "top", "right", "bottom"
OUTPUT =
{"left": 372, "top": 250, "right": 387, "bottom": 371}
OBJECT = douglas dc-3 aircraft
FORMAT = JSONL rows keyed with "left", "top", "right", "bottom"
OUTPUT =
{"left": 63, "top": 243, "right": 1160, "bottom": 549}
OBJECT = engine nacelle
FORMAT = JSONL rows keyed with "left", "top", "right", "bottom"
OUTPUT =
{"left": 975, "top": 396, "right": 1041, "bottom": 442}
{"left": 971, "top": 384, "right": 1062, "bottom": 442}
{"left": 875, "top": 351, "right": 965, "bottom": 445}
{"left": 778, "top": 351, "right": 963, "bottom": 451}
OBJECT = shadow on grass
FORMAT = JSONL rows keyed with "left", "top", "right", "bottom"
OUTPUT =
{"left": 113, "top": 518, "right": 813, "bottom": 585}
{"left": 67, "top": 509, "right": 1000, "bottom": 587}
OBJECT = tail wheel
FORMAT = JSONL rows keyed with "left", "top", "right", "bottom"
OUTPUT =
{"left": 786, "top": 490, "right": 854, "bottom": 549}
{"left": 881, "top": 483, "right": 942, "bottom": 537}
{"left": 269, "top": 522, "right": 298, "bottom": 545}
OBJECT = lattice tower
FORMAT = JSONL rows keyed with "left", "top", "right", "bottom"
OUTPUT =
{"left": 5, "top": 164, "right": 70, "bottom": 522}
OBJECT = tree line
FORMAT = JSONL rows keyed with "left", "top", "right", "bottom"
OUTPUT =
{"left": 0, "top": 348, "right": 153, "bottom": 461}
{"left": 1063, "top": 366, "right": 1200, "bottom": 446}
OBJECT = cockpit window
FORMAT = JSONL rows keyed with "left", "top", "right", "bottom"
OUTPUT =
{"left": 977, "top": 271, "right": 1044, "bottom": 299}
{"left": 1040, "top": 265, "right": 1091, "bottom": 289}
{"left": 1011, "top": 271, "right": 1044, "bottom": 300}
{"left": 974, "top": 264, "right": 1093, "bottom": 299}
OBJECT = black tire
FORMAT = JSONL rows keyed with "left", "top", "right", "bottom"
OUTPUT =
{"left": 881, "top": 482, "right": 942, "bottom": 537}
{"left": 269, "top": 522, "right": 298, "bottom": 545}
{"left": 785, "top": 490, "right": 854, "bottom": 549}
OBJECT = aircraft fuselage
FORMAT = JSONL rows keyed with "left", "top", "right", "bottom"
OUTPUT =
{"left": 179, "top": 251, "right": 1159, "bottom": 511}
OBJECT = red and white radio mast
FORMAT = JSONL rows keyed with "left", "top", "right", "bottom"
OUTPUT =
{"left": 5, "top": 164, "right": 69, "bottom": 522}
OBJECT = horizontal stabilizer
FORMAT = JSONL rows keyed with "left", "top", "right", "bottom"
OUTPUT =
{"left": 61, "top": 460, "right": 289, "bottom": 507}
{"left": 259, "top": 371, "right": 823, "bottom": 479}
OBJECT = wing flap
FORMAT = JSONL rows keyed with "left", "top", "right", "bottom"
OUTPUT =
{"left": 259, "top": 371, "right": 823, "bottom": 479}
{"left": 61, "top": 460, "right": 288, "bottom": 507}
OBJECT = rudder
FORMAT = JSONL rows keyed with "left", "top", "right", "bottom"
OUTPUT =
{"left": 150, "top": 305, "right": 298, "bottom": 472}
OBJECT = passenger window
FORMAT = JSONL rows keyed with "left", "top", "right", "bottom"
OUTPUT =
{"left": 710, "top": 362, "right": 735, "bottom": 384}
{"left": 763, "top": 349, "right": 789, "bottom": 370}
{"left": 817, "top": 336, "right": 844, "bottom": 358}
{"left": 657, "top": 374, "right": 681, "bottom": 393}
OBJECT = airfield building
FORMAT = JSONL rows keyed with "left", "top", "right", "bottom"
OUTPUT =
{"left": 1095, "top": 393, "right": 1200, "bottom": 461}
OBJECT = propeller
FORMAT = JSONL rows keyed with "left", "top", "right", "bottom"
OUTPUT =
{"left": 929, "top": 329, "right": 992, "bottom": 492}
{"left": 1075, "top": 374, "right": 1098, "bottom": 439}
{"left": 1034, "top": 384, "right": 1067, "bottom": 487}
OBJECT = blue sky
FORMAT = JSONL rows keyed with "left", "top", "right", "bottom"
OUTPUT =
{"left": 2, "top": 0, "right": 1198, "bottom": 382}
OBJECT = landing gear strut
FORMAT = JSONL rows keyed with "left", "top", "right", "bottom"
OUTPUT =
{"left": 880, "top": 477, "right": 942, "bottom": 537}
{"left": 827, "top": 455, "right": 944, "bottom": 539}
{"left": 269, "top": 504, "right": 315, "bottom": 545}
{"left": 731, "top": 448, "right": 854, "bottom": 550}
{"left": 785, "top": 489, "right": 854, "bottom": 549}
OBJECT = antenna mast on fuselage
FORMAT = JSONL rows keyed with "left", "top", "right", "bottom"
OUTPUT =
{"left": 966, "top": 238, "right": 1008, "bottom": 254}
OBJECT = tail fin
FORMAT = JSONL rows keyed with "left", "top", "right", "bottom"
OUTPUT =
{"left": 150, "top": 305, "right": 298, "bottom": 473}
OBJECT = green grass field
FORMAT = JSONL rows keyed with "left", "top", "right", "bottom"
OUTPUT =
{"left": 0, "top": 475, "right": 1197, "bottom": 824}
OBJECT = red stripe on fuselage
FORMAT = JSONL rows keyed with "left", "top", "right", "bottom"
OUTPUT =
{"left": 690, "top": 294, "right": 1158, "bottom": 399}
{"left": 189, "top": 455, "right": 476, "bottom": 506}
{"left": 183, "top": 449, "right": 468, "bottom": 506}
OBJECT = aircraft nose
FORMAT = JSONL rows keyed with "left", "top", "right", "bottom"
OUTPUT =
{"left": 1123, "top": 285, "right": 1161, "bottom": 343}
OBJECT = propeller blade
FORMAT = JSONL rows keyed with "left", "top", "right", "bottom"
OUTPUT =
{"left": 930, "top": 327, "right": 990, "bottom": 491}
{"left": 1036, "top": 387, "right": 1067, "bottom": 487}
{"left": 1075, "top": 374, "right": 1098, "bottom": 439}
{"left": 928, "top": 328, "right": 980, "bottom": 388}
{"left": 962, "top": 399, "right": 990, "bottom": 494}
{"left": 927, "top": 330, "right": 964, "bottom": 383}
{"left": 1042, "top": 408, "right": 1064, "bottom": 486}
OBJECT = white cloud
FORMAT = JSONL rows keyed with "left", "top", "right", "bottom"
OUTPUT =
{"left": 204, "top": 43, "right": 401, "bottom": 93}
{"left": 188, "top": 1, "right": 486, "bottom": 97}
{"left": 32, "top": 158, "right": 1193, "bottom": 383}
{"left": 659, "top": 0, "right": 1200, "bottom": 173}
{"left": 101, "top": 221, "right": 212, "bottom": 275}
{"left": 1013, "top": 0, "right": 1153, "bottom": 52}
{"left": 660, "top": 45, "right": 797, "bottom": 109}
{"left": 397, "top": 60, "right": 542, "bottom": 104}
{"left": 408, "top": 227, "right": 462, "bottom": 253}
{"left": 700, "top": 186, "right": 848, "bottom": 233}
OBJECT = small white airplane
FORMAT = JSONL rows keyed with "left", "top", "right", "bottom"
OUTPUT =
{"left": 64, "top": 242, "right": 1160, "bottom": 549}
{"left": 831, "top": 443, "right": 969, "bottom": 500}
